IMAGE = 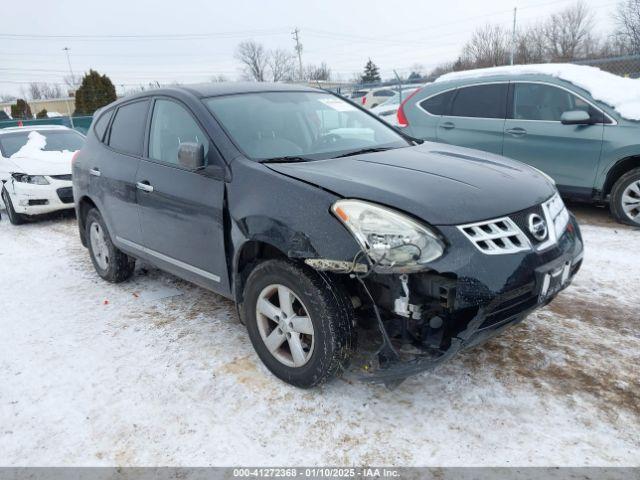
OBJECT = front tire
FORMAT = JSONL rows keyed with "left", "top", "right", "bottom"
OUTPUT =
{"left": 2, "top": 187, "right": 27, "bottom": 225}
{"left": 85, "top": 208, "right": 135, "bottom": 283}
{"left": 610, "top": 167, "right": 640, "bottom": 226}
{"left": 242, "top": 259, "right": 356, "bottom": 388}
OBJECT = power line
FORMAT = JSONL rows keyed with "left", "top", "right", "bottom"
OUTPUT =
{"left": 0, "top": 27, "right": 290, "bottom": 41}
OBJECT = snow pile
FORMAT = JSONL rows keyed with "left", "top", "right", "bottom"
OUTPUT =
{"left": 437, "top": 63, "right": 640, "bottom": 121}
{"left": 10, "top": 131, "right": 75, "bottom": 162}
{"left": 46, "top": 111, "right": 63, "bottom": 118}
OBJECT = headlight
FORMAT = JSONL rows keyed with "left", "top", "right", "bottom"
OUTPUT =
{"left": 332, "top": 199, "right": 444, "bottom": 268}
{"left": 12, "top": 173, "right": 50, "bottom": 185}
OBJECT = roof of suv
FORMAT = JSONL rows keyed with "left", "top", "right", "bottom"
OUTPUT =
{"left": 0, "top": 125, "right": 72, "bottom": 135}
{"left": 150, "top": 82, "right": 319, "bottom": 100}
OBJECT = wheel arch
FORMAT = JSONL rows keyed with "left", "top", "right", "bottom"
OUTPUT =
{"left": 603, "top": 155, "right": 640, "bottom": 197}
{"left": 77, "top": 195, "right": 98, "bottom": 247}
{"left": 232, "top": 239, "right": 290, "bottom": 305}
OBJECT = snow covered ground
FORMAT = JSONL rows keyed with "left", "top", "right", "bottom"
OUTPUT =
{"left": 0, "top": 205, "right": 638, "bottom": 466}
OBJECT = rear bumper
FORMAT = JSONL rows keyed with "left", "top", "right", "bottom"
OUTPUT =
{"left": 6, "top": 178, "right": 74, "bottom": 215}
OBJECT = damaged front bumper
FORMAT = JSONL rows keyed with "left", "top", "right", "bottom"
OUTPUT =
{"left": 5, "top": 176, "right": 74, "bottom": 215}
{"left": 310, "top": 213, "right": 584, "bottom": 385}
{"left": 361, "top": 214, "right": 583, "bottom": 384}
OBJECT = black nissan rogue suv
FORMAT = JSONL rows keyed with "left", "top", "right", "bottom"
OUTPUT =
{"left": 72, "top": 83, "right": 583, "bottom": 387}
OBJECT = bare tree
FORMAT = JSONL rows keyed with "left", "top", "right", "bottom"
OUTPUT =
{"left": 210, "top": 74, "right": 229, "bottom": 83}
{"left": 544, "top": 1, "right": 595, "bottom": 61}
{"left": 305, "top": 62, "right": 332, "bottom": 81}
{"left": 0, "top": 93, "right": 17, "bottom": 102}
{"left": 514, "top": 23, "right": 548, "bottom": 64}
{"left": 26, "top": 82, "right": 63, "bottom": 100}
{"left": 235, "top": 40, "right": 268, "bottom": 82}
{"left": 268, "top": 49, "right": 296, "bottom": 82}
{"left": 461, "top": 24, "right": 510, "bottom": 68}
{"left": 615, "top": 0, "right": 640, "bottom": 53}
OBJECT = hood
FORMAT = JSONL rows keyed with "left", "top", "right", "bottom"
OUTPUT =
{"left": 7, "top": 131, "right": 74, "bottom": 176}
{"left": 267, "top": 142, "right": 556, "bottom": 225}
{"left": 5, "top": 153, "right": 73, "bottom": 176}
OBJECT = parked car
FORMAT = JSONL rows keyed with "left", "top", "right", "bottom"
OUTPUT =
{"left": 73, "top": 83, "right": 583, "bottom": 388}
{"left": 360, "top": 87, "right": 399, "bottom": 109}
{"left": 0, "top": 125, "right": 84, "bottom": 224}
{"left": 349, "top": 89, "right": 369, "bottom": 102}
{"left": 371, "top": 87, "right": 421, "bottom": 124}
{"left": 398, "top": 64, "right": 640, "bottom": 226}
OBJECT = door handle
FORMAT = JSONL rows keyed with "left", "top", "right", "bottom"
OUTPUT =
{"left": 136, "top": 181, "right": 154, "bottom": 193}
{"left": 89, "top": 168, "right": 101, "bottom": 177}
{"left": 439, "top": 121, "right": 455, "bottom": 130}
{"left": 506, "top": 127, "right": 527, "bottom": 136}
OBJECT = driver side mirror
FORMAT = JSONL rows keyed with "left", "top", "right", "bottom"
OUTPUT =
{"left": 561, "top": 110, "right": 592, "bottom": 125}
{"left": 177, "top": 142, "right": 205, "bottom": 170}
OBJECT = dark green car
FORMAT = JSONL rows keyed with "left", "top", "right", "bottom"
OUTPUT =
{"left": 399, "top": 66, "right": 640, "bottom": 226}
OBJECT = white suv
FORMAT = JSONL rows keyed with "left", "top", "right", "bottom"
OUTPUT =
{"left": 0, "top": 125, "right": 84, "bottom": 224}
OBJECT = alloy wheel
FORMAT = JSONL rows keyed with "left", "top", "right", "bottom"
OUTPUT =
{"left": 621, "top": 180, "right": 640, "bottom": 222}
{"left": 89, "top": 221, "right": 110, "bottom": 270}
{"left": 255, "top": 284, "right": 315, "bottom": 368}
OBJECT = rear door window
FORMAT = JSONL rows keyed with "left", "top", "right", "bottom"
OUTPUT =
{"left": 420, "top": 90, "right": 455, "bottom": 115}
{"left": 450, "top": 84, "right": 507, "bottom": 119}
{"left": 108, "top": 100, "right": 149, "bottom": 156}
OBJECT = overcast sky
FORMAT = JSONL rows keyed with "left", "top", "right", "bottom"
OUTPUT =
{"left": 0, "top": 0, "right": 618, "bottom": 97}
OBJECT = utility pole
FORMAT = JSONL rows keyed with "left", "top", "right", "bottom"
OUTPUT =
{"left": 63, "top": 47, "right": 75, "bottom": 86}
{"left": 62, "top": 47, "right": 75, "bottom": 128}
{"left": 510, "top": 7, "right": 517, "bottom": 65}
{"left": 292, "top": 28, "right": 303, "bottom": 81}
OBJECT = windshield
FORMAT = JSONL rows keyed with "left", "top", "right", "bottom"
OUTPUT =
{"left": 204, "top": 91, "right": 409, "bottom": 161}
{"left": 0, "top": 130, "right": 85, "bottom": 157}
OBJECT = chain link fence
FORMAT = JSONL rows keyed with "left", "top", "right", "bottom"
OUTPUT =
{"left": 572, "top": 54, "right": 640, "bottom": 78}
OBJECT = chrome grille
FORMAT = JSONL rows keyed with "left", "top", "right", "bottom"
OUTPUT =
{"left": 458, "top": 217, "right": 530, "bottom": 255}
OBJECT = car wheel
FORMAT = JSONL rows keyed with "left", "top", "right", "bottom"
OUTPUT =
{"left": 242, "top": 259, "right": 356, "bottom": 388}
{"left": 2, "top": 187, "right": 27, "bottom": 225}
{"left": 85, "top": 208, "right": 135, "bottom": 283}
{"left": 610, "top": 167, "right": 640, "bottom": 226}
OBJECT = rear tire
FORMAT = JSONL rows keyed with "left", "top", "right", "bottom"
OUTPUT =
{"left": 2, "top": 187, "right": 27, "bottom": 225}
{"left": 610, "top": 167, "right": 640, "bottom": 227}
{"left": 85, "top": 208, "right": 135, "bottom": 283}
{"left": 242, "top": 259, "right": 356, "bottom": 388}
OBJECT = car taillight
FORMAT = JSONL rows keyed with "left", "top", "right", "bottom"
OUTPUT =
{"left": 397, "top": 88, "right": 422, "bottom": 128}
{"left": 362, "top": 96, "right": 366, "bottom": 105}
{"left": 72, "top": 151, "right": 80, "bottom": 163}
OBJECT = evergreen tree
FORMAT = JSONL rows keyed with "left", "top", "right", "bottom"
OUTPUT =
{"left": 10, "top": 99, "right": 32, "bottom": 119}
{"left": 74, "top": 69, "right": 117, "bottom": 115}
{"left": 361, "top": 59, "right": 381, "bottom": 83}
{"left": 36, "top": 108, "right": 48, "bottom": 119}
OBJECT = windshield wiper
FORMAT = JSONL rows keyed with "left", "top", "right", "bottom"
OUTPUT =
{"left": 259, "top": 156, "right": 312, "bottom": 164}
{"left": 334, "top": 147, "right": 394, "bottom": 159}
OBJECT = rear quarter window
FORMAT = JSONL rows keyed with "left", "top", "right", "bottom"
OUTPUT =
{"left": 419, "top": 90, "right": 455, "bottom": 115}
{"left": 93, "top": 109, "right": 113, "bottom": 142}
